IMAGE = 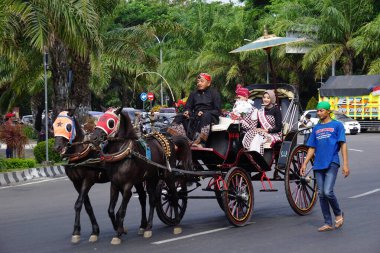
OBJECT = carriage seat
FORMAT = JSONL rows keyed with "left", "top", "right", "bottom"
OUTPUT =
{"left": 211, "top": 116, "right": 234, "bottom": 132}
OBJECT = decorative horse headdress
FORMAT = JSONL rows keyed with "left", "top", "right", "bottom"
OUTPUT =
{"left": 53, "top": 111, "right": 77, "bottom": 144}
{"left": 95, "top": 108, "right": 120, "bottom": 138}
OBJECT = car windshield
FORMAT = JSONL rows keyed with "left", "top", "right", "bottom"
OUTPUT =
{"left": 335, "top": 114, "right": 353, "bottom": 121}
{"left": 308, "top": 111, "right": 317, "bottom": 118}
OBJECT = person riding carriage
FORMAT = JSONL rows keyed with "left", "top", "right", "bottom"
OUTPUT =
{"left": 242, "top": 89, "right": 282, "bottom": 154}
{"left": 167, "top": 73, "right": 222, "bottom": 148}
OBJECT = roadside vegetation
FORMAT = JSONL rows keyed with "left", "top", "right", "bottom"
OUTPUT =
{"left": 0, "top": 0, "right": 379, "bottom": 171}
{"left": 1, "top": 0, "right": 379, "bottom": 117}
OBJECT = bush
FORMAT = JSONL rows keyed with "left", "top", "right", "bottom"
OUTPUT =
{"left": 306, "top": 97, "right": 318, "bottom": 110}
{"left": 0, "top": 122, "right": 28, "bottom": 158}
{"left": 22, "top": 125, "right": 38, "bottom": 139}
{"left": 33, "top": 139, "right": 62, "bottom": 163}
{"left": 0, "top": 158, "right": 36, "bottom": 172}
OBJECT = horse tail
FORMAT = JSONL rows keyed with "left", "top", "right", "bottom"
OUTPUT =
{"left": 172, "top": 135, "right": 192, "bottom": 171}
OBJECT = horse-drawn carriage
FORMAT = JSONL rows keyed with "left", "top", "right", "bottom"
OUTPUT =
{"left": 155, "top": 83, "right": 317, "bottom": 227}
{"left": 53, "top": 83, "right": 317, "bottom": 244}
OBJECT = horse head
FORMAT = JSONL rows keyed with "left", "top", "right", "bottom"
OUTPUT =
{"left": 90, "top": 107, "right": 123, "bottom": 146}
{"left": 53, "top": 110, "right": 84, "bottom": 155}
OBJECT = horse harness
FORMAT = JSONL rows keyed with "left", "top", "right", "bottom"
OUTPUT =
{"left": 100, "top": 131, "right": 174, "bottom": 172}
{"left": 61, "top": 142, "right": 93, "bottom": 163}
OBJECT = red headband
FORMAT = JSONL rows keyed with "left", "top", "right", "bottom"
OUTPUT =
{"left": 199, "top": 73, "right": 212, "bottom": 81}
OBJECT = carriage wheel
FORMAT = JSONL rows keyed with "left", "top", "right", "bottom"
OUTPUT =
{"left": 285, "top": 145, "right": 317, "bottom": 215}
{"left": 222, "top": 167, "right": 254, "bottom": 226}
{"left": 155, "top": 178, "right": 187, "bottom": 226}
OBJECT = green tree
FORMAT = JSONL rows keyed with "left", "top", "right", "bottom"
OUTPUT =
{"left": 351, "top": 13, "right": 380, "bottom": 74}
{"left": 264, "top": 0, "right": 375, "bottom": 77}
{"left": 0, "top": 0, "right": 119, "bottom": 117}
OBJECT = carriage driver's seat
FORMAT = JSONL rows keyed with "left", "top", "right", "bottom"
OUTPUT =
{"left": 202, "top": 116, "right": 235, "bottom": 157}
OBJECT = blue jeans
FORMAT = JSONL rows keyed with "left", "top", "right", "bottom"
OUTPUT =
{"left": 315, "top": 162, "right": 342, "bottom": 226}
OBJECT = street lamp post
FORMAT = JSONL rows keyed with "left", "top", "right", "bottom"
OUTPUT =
{"left": 153, "top": 33, "right": 169, "bottom": 106}
{"left": 43, "top": 51, "right": 49, "bottom": 162}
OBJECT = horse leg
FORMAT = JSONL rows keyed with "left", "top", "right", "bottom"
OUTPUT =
{"left": 108, "top": 183, "right": 119, "bottom": 231}
{"left": 71, "top": 181, "right": 93, "bottom": 243}
{"left": 135, "top": 183, "right": 147, "bottom": 235}
{"left": 143, "top": 179, "right": 157, "bottom": 238}
{"left": 168, "top": 177, "right": 182, "bottom": 235}
{"left": 83, "top": 195, "right": 100, "bottom": 242}
{"left": 111, "top": 184, "right": 133, "bottom": 245}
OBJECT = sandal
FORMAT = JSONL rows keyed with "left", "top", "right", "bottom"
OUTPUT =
{"left": 335, "top": 212, "right": 344, "bottom": 229}
{"left": 318, "top": 224, "right": 334, "bottom": 232}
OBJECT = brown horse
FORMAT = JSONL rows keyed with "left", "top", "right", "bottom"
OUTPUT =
{"left": 89, "top": 108, "right": 192, "bottom": 244}
{"left": 53, "top": 110, "right": 148, "bottom": 243}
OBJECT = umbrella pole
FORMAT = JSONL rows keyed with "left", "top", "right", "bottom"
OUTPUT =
{"left": 266, "top": 51, "right": 270, "bottom": 84}
{"left": 265, "top": 47, "right": 279, "bottom": 104}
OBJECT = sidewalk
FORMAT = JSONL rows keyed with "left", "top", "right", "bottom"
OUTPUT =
{"left": 0, "top": 139, "right": 37, "bottom": 159}
{"left": 0, "top": 139, "right": 67, "bottom": 186}
{"left": 0, "top": 143, "right": 37, "bottom": 149}
{"left": 0, "top": 165, "right": 65, "bottom": 186}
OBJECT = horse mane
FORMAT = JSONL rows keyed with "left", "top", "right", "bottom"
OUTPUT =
{"left": 116, "top": 109, "right": 138, "bottom": 140}
{"left": 73, "top": 115, "right": 85, "bottom": 142}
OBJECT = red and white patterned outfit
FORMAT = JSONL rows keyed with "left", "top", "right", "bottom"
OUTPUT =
{"left": 242, "top": 106, "right": 282, "bottom": 155}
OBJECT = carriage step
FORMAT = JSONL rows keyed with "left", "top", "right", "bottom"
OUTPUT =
{"left": 259, "top": 189, "right": 278, "bottom": 192}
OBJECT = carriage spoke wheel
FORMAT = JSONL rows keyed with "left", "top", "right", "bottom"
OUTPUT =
{"left": 222, "top": 167, "right": 254, "bottom": 226}
{"left": 285, "top": 145, "right": 317, "bottom": 215}
{"left": 156, "top": 179, "right": 187, "bottom": 226}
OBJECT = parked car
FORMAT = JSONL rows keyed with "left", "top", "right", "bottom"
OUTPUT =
{"left": 298, "top": 110, "right": 361, "bottom": 135}
{"left": 21, "top": 115, "right": 34, "bottom": 125}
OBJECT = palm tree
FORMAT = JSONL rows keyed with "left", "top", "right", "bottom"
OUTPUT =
{"left": 351, "top": 13, "right": 380, "bottom": 74}
{"left": 161, "top": 1, "right": 265, "bottom": 101}
{"left": 0, "top": 0, "right": 118, "bottom": 117}
{"left": 263, "top": 0, "right": 375, "bottom": 77}
{"left": 92, "top": 24, "right": 156, "bottom": 107}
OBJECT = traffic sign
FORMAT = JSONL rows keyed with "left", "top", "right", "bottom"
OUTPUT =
{"left": 140, "top": 92, "right": 147, "bottom": 102}
{"left": 147, "top": 92, "right": 154, "bottom": 101}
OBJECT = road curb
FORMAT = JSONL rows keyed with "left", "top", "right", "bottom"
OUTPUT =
{"left": 0, "top": 165, "right": 66, "bottom": 186}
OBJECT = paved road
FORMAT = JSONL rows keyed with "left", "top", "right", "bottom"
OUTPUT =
{"left": 1, "top": 134, "right": 379, "bottom": 253}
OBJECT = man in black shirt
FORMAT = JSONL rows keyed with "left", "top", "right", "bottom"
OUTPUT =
{"left": 168, "top": 73, "right": 221, "bottom": 147}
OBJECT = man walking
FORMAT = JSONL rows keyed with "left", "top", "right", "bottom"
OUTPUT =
{"left": 300, "top": 101, "right": 350, "bottom": 232}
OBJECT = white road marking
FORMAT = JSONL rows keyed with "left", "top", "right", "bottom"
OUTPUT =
{"left": 152, "top": 222, "right": 255, "bottom": 245}
{"left": 152, "top": 227, "right": 232, "bottom": 244}
{"left": 348, "top": 149, "right": 363, "bottom": 152}
{"left": 349, "top": 188, "right": 380, "bottom": 199}
{"left": 0, "top": 177, "right": 68, "bottom": 190}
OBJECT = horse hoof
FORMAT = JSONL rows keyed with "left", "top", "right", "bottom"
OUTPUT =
{"left": 89, "top": 235, "right": 98, "bottom": 243}
{"left": 138, "top": 228, "right": 145, "bottom": 235}
{"left": 143, "top": 230, "right": 152, "bottom": 238}
{"left": 124, "top": 227, "right": 128, "bottom": 234}
{"left": 71, "top": 235, "right": 81, "bottom": 244}
{"left": 173, "top": 227, "right": 182, "bottom": 235}
{"left": 111, "top": 237, "right": 121, "bottom": 245}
